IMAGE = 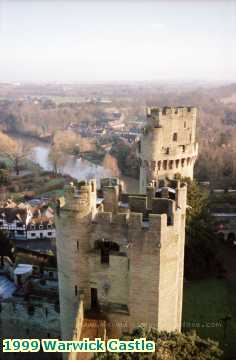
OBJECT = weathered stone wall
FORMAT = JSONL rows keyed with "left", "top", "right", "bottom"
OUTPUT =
{"left": 55, "top": 180, "right": 96, "bottom": 341}
{"left": 56, "top": 178, "right": 188, "bottom": 345}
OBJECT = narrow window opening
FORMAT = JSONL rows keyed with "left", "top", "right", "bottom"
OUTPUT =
{"left": 75, "top": 285, "right": 78, "bottom": 296}
{"left": 101, "top": 245, "right": 109, "bottom": 264}
{"left": 138, "top": 141, "right": 141, "bottom": 153}
{"left": 173, "top": 132, "right": 178, "bottom": 141}
{"left": 91, "top": 288, "right": 99, "bottom": 309}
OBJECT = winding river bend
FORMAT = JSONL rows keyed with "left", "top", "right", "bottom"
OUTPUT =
{"left": 33, "top": 145, "right": 112, "bottom": 183}
{"left": 9, "top": 133, "right": 138, "bottom": 192}
{"left": 33, "top": 144, "right": 139, "bottom": 192}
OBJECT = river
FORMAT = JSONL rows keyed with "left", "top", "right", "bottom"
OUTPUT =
{"left": 8, "top": 133, "right": 138, "bottom": 192}
{"left": 33, "top": 144, "right": 139, "bottom": 193}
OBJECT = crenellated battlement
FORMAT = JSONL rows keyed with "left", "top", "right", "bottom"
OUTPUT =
{"left": 93, "top": 210, "right": 169, "bottom": 232}
{"left": 61, "top": 179, "right": 97, "bottom": 214}
{"left": 60, "top": 176, "right": 186, "bottom": 220}
{"left": 147, "top": 106, "right": 197, "bottom": 117}
{"left": 144, "top": 106, "right": 197, "bottom": 135}
{"left": 92, "top": 179, "right": 186, "bottom": 231}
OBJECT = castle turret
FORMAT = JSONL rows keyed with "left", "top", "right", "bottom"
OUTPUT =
{"left": 138, "top": 106, "right": 198, "bottom": 192}
{"left": 55, "top": 179, "right": 97, "bottom": 341}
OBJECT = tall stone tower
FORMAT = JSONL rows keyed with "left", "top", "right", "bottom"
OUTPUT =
{"left": 138, "top": 106, "right": 198, "bottom": 192}
{"left": 55, "top": 180, "right": 97, "bottom": 341}
{"left": 55, "top": 177, "right": 188, "bottom": 343}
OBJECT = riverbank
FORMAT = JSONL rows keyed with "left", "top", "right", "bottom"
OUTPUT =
{"left": 4, "top": 130, "right": 51, "bottom": 144}
{"left": 3, "top": 133, "right": 139, "bottom": 193}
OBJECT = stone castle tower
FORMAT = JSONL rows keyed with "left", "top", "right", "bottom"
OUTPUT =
{"left": 56, "top": 178, "right": 187, "bottom": 343}
{"left": 55, "top": 106, "right": 198, "bottom": 349}
{"left": 138, "top": 106, "right": 198, "bottom": 192}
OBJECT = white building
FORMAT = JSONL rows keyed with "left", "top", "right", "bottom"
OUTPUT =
{"left": 0, "top": 201, "right": 56, "bottom": 241}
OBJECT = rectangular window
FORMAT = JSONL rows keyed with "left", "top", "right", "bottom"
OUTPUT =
{"left": 173, "top": 132, "right": 178, "bottom": 141}
{"left": 75, "top": 285, "right": 78, "bottom": 296}
{"left": 91, "top": 288, "right": 98, "bottom": 309}
{"left": 138, "top": 141, "right": 141, "bottom": 153}
{"left": 101, "top": 247, "right": 109, "bottom": 264}
{"left": 47, "top": 232, "right": 52, "bottom": 236}
{"left": 31, "top": 233, "right": 36, "bottom": 236}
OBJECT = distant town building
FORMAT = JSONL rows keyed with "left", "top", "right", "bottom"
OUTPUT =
{"left": 0, "top": 257, "right": 60, "bottom": 341}
{"left": 0, "top": 200, "right": 56, "bottom": 240}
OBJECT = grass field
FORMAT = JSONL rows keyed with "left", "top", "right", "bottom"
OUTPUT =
{"left": 183, "top": 279, "right": 236, "bottom": 358}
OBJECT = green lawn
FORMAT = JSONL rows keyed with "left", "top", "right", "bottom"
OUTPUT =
{"left": 183, "top": 279, "right": 236, "bottom": 358}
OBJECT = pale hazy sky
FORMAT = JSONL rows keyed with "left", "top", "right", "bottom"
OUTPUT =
{"left": 0, "top": 0, "right": 235, "bottom": 83}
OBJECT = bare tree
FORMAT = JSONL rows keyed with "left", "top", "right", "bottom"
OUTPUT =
{"left": 48, "top": 146, "right": 67, "bottom": 175}
{"left": 48, "top": 130, "right": 78, "bottom": 175}
{"left": 102, "top": 153, "right": 120, "bottom": 176}
{"left": 48, "top": 130, "right": 96, "bottom": 175}
{"left": 0, "top": 132, "right": 32, "bottom": 175}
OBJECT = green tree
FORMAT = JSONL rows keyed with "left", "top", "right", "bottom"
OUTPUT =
{"left": 0, "top": 169, "right": 9, "bottom": 186}
{"left": 93, "top": 325, "right": 223, "bottom": 360}
{"left": 5, "top": 113, "right": 19, "bottom": 132}
{"left": 0, "top": 131, "right": 32, "bottom": 175}
{"left": 180, "top": 177, "right": 219, "bottom": 280}
{"left": 0, "top": 230, "right": 15, "bottom": 267}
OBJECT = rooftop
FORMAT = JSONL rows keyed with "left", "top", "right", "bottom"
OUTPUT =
{"left": 0, "top": 275, "right": 16, "bottom": 299}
